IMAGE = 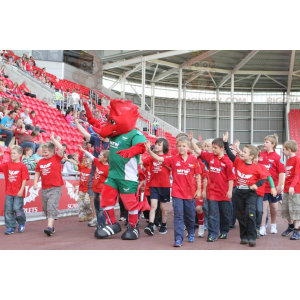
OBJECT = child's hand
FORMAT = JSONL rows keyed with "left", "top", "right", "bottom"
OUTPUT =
{"left": 202, "top": 190, "right": 206, "bottom": 200}
{"left": 226, "top": 190, "right": 232, "bottom": 199}
{"left": 289, "top": 187, "right": 295, "bottom": 196}
{"left": 233, "top": 139, "right": 240, "bottom": 149}
{"left": 194, "top": 189, "right": 201, "bottom": 199}
{"left": 33, "top": 183, "right": 38, "bottom": 190}
{"left": 250, "top": 184, "right": 258, "bottom": 191}
{"left": 271, "top": 187, "right": 277, "bottom": 197}
{"left": 223, "top": 131, "right": 229, "bottom": 143}
{"left": 17, "top": 190, "right": 23, "bottom": 197}
{"left": 144, "top": 140, "right": 151, "bottom": 152}
{"left": 34, "top": 158, "right": 39, "bottom": 163}
{"left": 276, "top": 185, "right": 282, "bottom": 195}
{"left": 50, "top": 132, "right": 55, "bottom": 140}
{"left": 63, "top": 153, "right": 68, "bottom": 160}
{"left": 189, "top": 131, "right": 193, "bottom": 141}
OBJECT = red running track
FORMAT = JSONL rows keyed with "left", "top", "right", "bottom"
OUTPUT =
{"left": 0, "top": 203, "right": 300, "bottom": 250}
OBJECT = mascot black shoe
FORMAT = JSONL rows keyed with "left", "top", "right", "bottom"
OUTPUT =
{"left": 94, "top": 223, "right": 122, "bottom": 239}
{"left": 121, "top": 224, "right": 140, "bottom": 240}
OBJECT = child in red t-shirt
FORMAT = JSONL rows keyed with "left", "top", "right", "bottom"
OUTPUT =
{"left": 281, "top": 140, "right": 300, "bottom": 240}
{"left": 258, "top": 134, "right": 285, "bottom": 235}
{"left": 34, "top": 132, "right": 64, "bottom": 236}
{"left": 66, "top": 153, "right": 93, "bottom": 222}
{"left": 78, "top": 145, "right": 109, "bottom": 227}
{"left": 145, "top": 136, "right": 201, "bottom": 247}
{"left": 0, "top": 145, "right": 29, "bottom": 235}
{"left": 190, "top": 131, "right": 235, "bottom": 242}
{"left": 223, "top": 132, "right": 267, "bottom": 247}
{"left": 143, "top": 138, "right": 171, "bottom": 236}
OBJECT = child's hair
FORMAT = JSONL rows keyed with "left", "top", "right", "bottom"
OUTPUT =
{"left": 176, "top": 136, "right": 190, "bottom": 146}
{"left": 83, "top": 157, "right": 92, "bottom": 164}
{"left": 155, "top": 137, "right": 169, "bottom": 154}
{"left": 204, "top": 138, "right": 214, "bottom": 145}
{"left": 244, "top": 145, "right": 258, "bottom": 160}
{"left": 283, "top": 140, "right": 298, "bottom": 153}
{"left": 176, "top": 133, "right": 189, "bottom": 139}
{"left": 31, "top": 130, "right": 39, "bottom": 138}
{"left": 257, "top": 145, "right": 264, "bottom": 152}
{"left": 196, "top": 141, "right": 205, "bottom": 150}
{"left": 10, "top": 145, "right": 23, "bottom": 155}
{"left": 25, "top": 147, "right": 33, "bottom": 153}
{"left": 212, "top": 138, "right": 224, "bottom": 148}
{"left": 41, "top": 142, "right": 55, "bottom": 153}
{"left": 264, "top": 134, "right": 278, "bottom": 150}
{"left": 62, "top": 143, "right": 67, "bottom": 148}
{"left": 102, "top": 150, "right": 110, "bottom": 162}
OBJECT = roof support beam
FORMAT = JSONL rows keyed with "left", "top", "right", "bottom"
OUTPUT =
{"left": 264, "top": 74, "right": 287, "bottom": 88}
{"left": 151, "top": 64, "right": 159, "bottom": 81}
{"left": 207, "top": 71, "right": 217, "bottom": 87}
{"left": 224, "top": 74, "right": 256, "bottom": 86}
{"left": 180, "top": 50, "right": 220, "bottom": 68}
{"left": 153, "top": 67, "right": 180, "bottom": 83}
{"left": 184, "top": 71, "right": 205, "bottom": 85}
{"left": 287, "top": 50, "right": 296, "bottom": 95}
{"left": 218, "top": 50, "right": 259, "bottom": 88}
{"left": 252, "top": 74, "right": 261, "bottom": 89}
{"left": 103, "top": 50, "right": 191, "bottom": 70}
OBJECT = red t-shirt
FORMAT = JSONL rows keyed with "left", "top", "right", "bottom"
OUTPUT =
{"left": 284, "top": 156, "right": 300, "bottom": 193}
{"left": 234, "top": 156, "right": 267, "bottom": 187}
{"left": 26, "top": 63, "right": 32, "bottom": 71}
{"left": 200, "top": 152, "right": 235, "bottom": 201}
{"left": 258, "top": 151, "right": 285, "bottom": 193}
{"left": 164, "top": 154, "right": 202, "bottom": 200}
{"left": 256, "top": 164, "right": 272, "bottom": 197}
{"left": 0, "top": 162, "right": 29, "bottom": 197}
{"left": 143, "top": 154, "right": 171, "bottom": 188}
{"left": 78, "top": 164, "right": 91, "bottom": 193}
{"left": 36, "top": 154, "right": 64, "bottom": 189}
{"left": 91, "top": 160, "right": 109, "bottom": 193}
{"left": 144, "top": 166, "right": 151, "bottom": 196}
{"left": 54, "top": 81, "right": 62, "bottom": 90}
{"left": 20, "top": 84, "right": 30, "bottom": 93}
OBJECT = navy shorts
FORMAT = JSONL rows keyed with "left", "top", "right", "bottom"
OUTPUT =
{"left": 150, "top": 187, "right": 171, "bottom": 203}
{"left": 263, "top": 193, "right": 282, "bottom": 204}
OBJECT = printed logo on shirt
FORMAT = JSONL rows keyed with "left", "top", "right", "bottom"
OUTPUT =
{"left": 123, "top": 188, "right": 130, "bottom": 191}
{"left": 259, "top": 157, "right": 263, "bottom": 162}
{"left": 40, "top": 162, "right": 52, "bottom": 176}
{"left": 221, "top": 163, "right": 226, "bottom": 167}
{"left": 8, "top": 170, "right": 20, "bottom": 182}
{"left": 286, "top": 165, "right": 293, "bottom": 177}
{"left": 24, "top": 181, "right": 42, "bottom": 205}
{"left": 177, "top": 169, "right": 189, "bottom": 175}
{"left": 237, "top": 170, "right": 252, "bottom": 179}
{"left": 65, "top": 181, "right": 79, "bottom": 201}
{"left": 210, "top": 160, "right": 214, "bottom": 164}
{"left": 210, "top": 166, "right": 222, "bottom": 173}
{"left": 268, "top": 159, "right": 274, "bottom": 163}
{"left": 176, "top": 161, "right": 181, "bottom": 167}
{"left": 264, "top": 164, "right": 271, "bottom": 170}
{"left": 189, "top": 163, "right": 194, "bottom": 168}
{"left": 80, "top": 172, "right": 90, "bottom": 182}
{"left": 122, "top": 136, "right": 128, "bottom": 140}
{"left": 94, "top": 168, "right": 104, "bottom": 180}
{"left": 110, "top": 141, "right": 121, "bottom": 149}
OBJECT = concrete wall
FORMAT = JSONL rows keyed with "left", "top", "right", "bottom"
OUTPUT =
{"left": 35, "top": 60, "right": 64, "bottom": 79}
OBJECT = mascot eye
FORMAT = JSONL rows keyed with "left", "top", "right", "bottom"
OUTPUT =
{"left": 110, "top": 119, "right": 116, "bottom": 125}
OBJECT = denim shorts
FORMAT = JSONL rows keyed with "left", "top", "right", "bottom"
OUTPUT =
{"left": 263, "top": 193, "right": 282, "bottom": 203}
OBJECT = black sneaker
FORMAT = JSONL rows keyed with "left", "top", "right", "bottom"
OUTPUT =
{"left": 121, "top": 224, "right": 140, "bottom": 240}
{"left": 158, "top": 225, "right": 168, "bottom": 234}
{"left": 290, "top": 229, "right": 300, "bottom": 240}
{"left": 94, "top": 223, "right": 122, "bottom": 239}
{"left": 249, "top": 240, "right": 256, "bottom": 247}
{"left": 240, "top": 239, "right": 248, "bottom": 245}
{"left": 44, "top": 227, "right": 55, "bottom": 236}
{"left": 218, "top": 233, "right": 227, "bottom": 239}
{"left": 144, "top": 225, "right": 154, "bottom": 236}
{"left": 207, "top": 236, "right": 217, "bottom": 242}
{"left": 282, "top": 226, "right": 294, "bottom": 237}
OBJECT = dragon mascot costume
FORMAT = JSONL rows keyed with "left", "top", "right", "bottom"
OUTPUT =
{"left": 83, "top": 100, "right": 148, "bottom": 240}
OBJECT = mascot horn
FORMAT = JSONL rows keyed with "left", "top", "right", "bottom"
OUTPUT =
{"left": 93, "top": 99, "right": 150, "bottom": 240}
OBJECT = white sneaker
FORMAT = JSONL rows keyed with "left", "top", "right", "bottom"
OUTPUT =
{"left": 198, "top": 225, "right": 204, "bottom": 237}
{"left": 260, "top": 226, "right": 267, "bottom": 236}
{"left": 88, "top": 217, "right": 97, "bottom": 227}
{"left": 270, "top": 224, "right": 277, "bottom": 234}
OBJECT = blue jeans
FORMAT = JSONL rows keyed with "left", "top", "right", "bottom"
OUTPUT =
{"left": 74, "top": 104, "right": 80, "bottom": 111}
{"left": 88, "top": 163, "right": 96, "bottom": 196}
{"left": 207, "top": 199, "right": 232, "bottom": 239}
{"left": 202, "top": 198, "right": 208, "bottom": 228}
{"left": 94, "top": 192, "right": 106, "bottom": 226}
{"left": 0, "top": 129, "right": 14, "bottom": 147}
{"left": 4, "top": 195, "right": 26, "bottom": 230}
{"left": 230, "top": 187, "right": 237, "bottom": 226}
{"left": 256, "top": 196, "right": 263, "bottom": 229}
{"left": 20, "top": 141, "right": 40, "bottom": 153}
{"left": 172, "top": 197, "right": 196, "bottom": 241}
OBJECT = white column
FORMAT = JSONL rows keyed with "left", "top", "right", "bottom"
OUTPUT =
{"left": 178, "top": 68, "right": 183, "bottom": 131}
{"left": 251, "top": 89, "right": 254, "bottom": 144}
{"left": 151, "top": 82, "right": 155, "bottom": 115}
{"left": 183, "top": 85, "right": 187, "bottom": 132}
{"left": 230, "top": 74, "right": 234, "bottom": 143}
{"left": 141, "top": 58, "right": 146, "bottom": 110}
{"left": 120, "top": 76, "right": 125, "bottom": 99}
{"left": 286, "top": 91, "right": 290, "bottom": 140}
{"left": 216, "top": 88, "right": 220, "bottom": 137}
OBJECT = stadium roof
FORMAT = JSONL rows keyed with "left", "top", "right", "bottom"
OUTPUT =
{"left": 101, "top": 50, "right": 300, "bottom": 93}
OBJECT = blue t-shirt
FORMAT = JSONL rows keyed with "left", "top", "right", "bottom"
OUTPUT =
{"left": 90, "top": 134, "right": 109, "bottom": 157}
{"left": 0, "top": 116, "right": 14, "bottom": 132}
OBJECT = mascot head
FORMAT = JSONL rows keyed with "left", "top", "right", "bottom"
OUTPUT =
{"left": 99, "top": 99, "right": 140, "bottom": 138}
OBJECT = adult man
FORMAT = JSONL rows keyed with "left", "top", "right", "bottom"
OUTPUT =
{"left": 0, "top": 110, "right": 17, "bottom": 147}
{"left": 19, "top": 81, "right": 36, "bottom": 98}
{"left": 20, "top": 108, "right": 44, "bottom": 132}
{"left": 71, "top": 89, "right": 80, "bottom": 111}
{"left": 152, "top": 118, "right": 160, "bottom": 136}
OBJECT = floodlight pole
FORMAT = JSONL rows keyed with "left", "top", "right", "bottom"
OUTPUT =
{"left": 251, "top": 89, "right": 254, "bottom": 144}
{"left": 216, "top": 88, "right": 220, "bottom": 137}
{"left": 141, "top": 58, "right": 146, "bottom": 110}
{"left": 230, "top": 74, "right": 234, "bottom": 144}
{"left": 151, "top": 82, "right": 155, "bottom": 115}
{"left": 183, "top": 85, "right": 187, "bottom": 133}
{"left": 178, "top": 68, "right": 183, "bottom": 131}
